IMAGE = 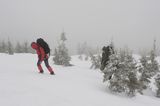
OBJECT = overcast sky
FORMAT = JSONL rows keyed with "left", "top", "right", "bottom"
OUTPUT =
{"left": 0, "top": 0, "right": 160, "bottom": 53}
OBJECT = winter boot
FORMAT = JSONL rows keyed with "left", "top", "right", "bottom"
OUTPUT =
{"left": 39, "top": 70, "right": 44, "bottom": 74}
{"left": 50, "top": 71, "right": 55, "bottom": 75}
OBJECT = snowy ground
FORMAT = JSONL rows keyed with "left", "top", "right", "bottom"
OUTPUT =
{"left": 0, "top": 53, "right": 160, "bottom": 106}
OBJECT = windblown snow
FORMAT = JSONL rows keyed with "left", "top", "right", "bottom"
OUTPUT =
{"left": 0, "top": 53, "right": 160, "bottom": 106}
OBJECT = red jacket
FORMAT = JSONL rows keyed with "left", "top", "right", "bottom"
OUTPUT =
{"left": 31, "top": 42, "right": 47, "bottom": 61}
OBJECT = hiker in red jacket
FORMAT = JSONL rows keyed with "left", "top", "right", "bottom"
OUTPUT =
{"left": 31, "top": 42, "right": 55, "bottom": 75}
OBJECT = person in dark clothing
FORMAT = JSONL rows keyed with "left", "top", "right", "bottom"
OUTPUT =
{"left": 100, "top": 45, "right": 114, "bottom": 71}
{"left": 31, "top": 42, "right": 55, "bottom": 75}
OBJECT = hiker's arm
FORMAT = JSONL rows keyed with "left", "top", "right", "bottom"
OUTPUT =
{"left": 39, "top": 47, "right": 45, "bottom": 61}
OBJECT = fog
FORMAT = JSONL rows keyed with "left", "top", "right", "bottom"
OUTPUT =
{"left": 0, "top": 0, "right": 160, "bottom": 54}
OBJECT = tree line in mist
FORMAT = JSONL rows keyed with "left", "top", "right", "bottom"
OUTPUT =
{"left": 0, "top": 39, "right": 35, "bottom": 55}
{"left": 0, "top": 33, "right": 159, "bottom": 57}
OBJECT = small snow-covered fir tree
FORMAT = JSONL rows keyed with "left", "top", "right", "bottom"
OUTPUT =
{"left": 148, "top": 39, "right": 159, "bottom": 77}
{"left": 77, "top": 42, "right": 99, "bottom": 61}
{"left": 7, "top": 39, "right": 14, "bottom": 55}
{"left": 53, "top": 43, "right": 71, "bottom": 66}
{"left": 53, "top": 48, "right": 60, "bottom": 64}
{"left": 90, "top": 53, "right": 101, "bottom": 69}
{"left": 0, "top": 40, "right": 7, "bottom": 53}
{"left": 77, "top": 43, "right": 83, "bottom": 60}
{"left": 103, "top": 50, "right": 140, "bottom": 97}
{"left": 0, "top": 40, "right": 3, "bottom": 53}
{"left": 60, "top": 31, "right": 67, "bottom": 41}
{"left": 138, "top": 51, "right": 159, "bottom": 90}
{"left": 123, "top": 52, "right": 140, "bottom": 96}
{"left": 23, "top": 41, "right": 29, "bottom": 53}
{"left": 138, "top": 55, "right": 151, "bottom": 91}
{"left": 155, "top": 74, "right": 160, "bottom": 97}
{"left": 53, "top": 31, "right": 71, "bottom": 66}
{"left": 148, "top": 50, "right": 159, "bottom": 76}
{"left": 15, "top": 42, "right": 23, "bottom": 53}
{"left": 138, "top": 40, "right": 160, "bottom": 95}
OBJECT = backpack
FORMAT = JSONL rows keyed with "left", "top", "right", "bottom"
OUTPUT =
{"left": 36, "top": 38, "right": 50, "bottom": 55}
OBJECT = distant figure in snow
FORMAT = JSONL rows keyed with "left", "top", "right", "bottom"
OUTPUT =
{"left": 31, "top": 38, "right": 55, "bottom": 75}
{"left": 100, "top": 44, "right": 114, "bottom": 71}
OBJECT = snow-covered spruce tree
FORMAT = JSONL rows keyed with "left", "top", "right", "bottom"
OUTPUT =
{"left": 53, "top": 32, "right": 71, "bottom": 66}
{"left": 138, "top": 46, "right": 159, "bottom": 81}
{"left": 0, "top": 40, "right": 2, "bottom": 53}
{"left": 155, "top": 74, "right": 160, "bottom": 97}
{"left": 148, "top": 39, "right": 159, "bottom": 77}
{"left": 81, "top": 42, "right": 89, "bottom": 60}
{"left": 15, "top": 42, "right": 23, "bottom": 53}
{"left": 90, "top": 53, "right": 101, "bottom": 69}
{"left": 138, "top": 55, "right": 151, "bottom": 91}
{"left": 103, "top": 50, "right": 140, "bottom": 97}
{"left": 138, "top": 52, "right": 159, "bottom": 90}
{"left": 7, "top": 39, "right": 14, "bottom": 55}
{"left": 0, "top": 40, "right": 7, "bottom": 53}
{"left": 23, "top": 41, "right": 29, "bottom": 53}
{"left": 138, "top": 40, "right": 159, "bottom": 95}
{"left": 148, "top": 50, "right": 159, "bottom": 76}
{"left": 77, "top": 42, "right": 96, "bottom": 61}
{"left": 151, "top": 39, "right": 160, "bottom": 97}
{"left": 28, "top": 42, "right": 35, "bottom": 54}
{"left": 77, "top": 43, "right": 83, "bottom": 60}
{"left": 53, "top": 48, "right": 61, "bottom": 64}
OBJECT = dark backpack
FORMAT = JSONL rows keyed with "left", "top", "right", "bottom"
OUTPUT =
{"left": 36, "top": 38, "right": 50, "bottom": 55}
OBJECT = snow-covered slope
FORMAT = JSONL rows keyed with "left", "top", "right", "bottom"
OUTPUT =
{"left": 0, "top": 53, "right": 160, "bottom": 106}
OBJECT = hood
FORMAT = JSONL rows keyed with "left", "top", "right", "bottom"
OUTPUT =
{"left": 31, "top": 42, "right": 38, "bottom": 49}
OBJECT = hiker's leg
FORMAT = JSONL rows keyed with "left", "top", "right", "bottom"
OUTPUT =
{"left": 37, "top": 59, "right": 43, "bottom": 73}
{"left": 44, "top": 58, "right": 54, "bottom": 74}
